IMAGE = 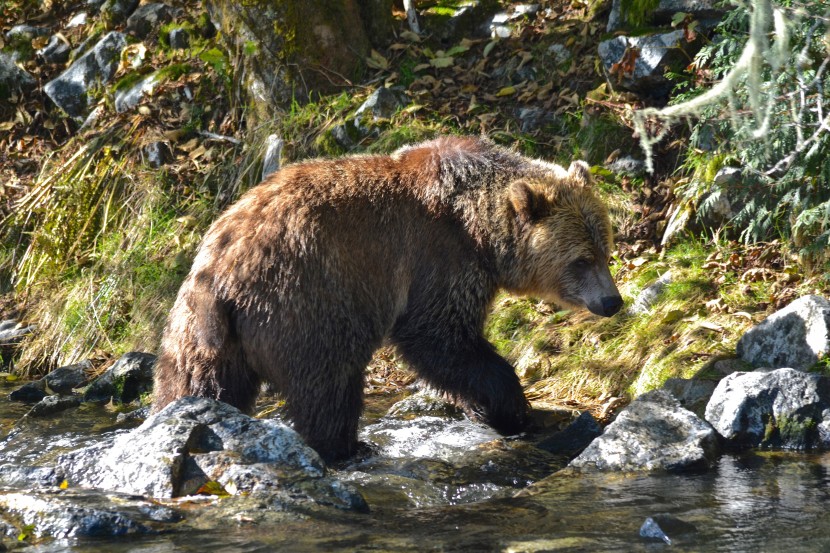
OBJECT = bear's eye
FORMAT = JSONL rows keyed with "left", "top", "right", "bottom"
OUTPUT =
{"left": 571, "top": 258, "right": 592, "bottom": 270}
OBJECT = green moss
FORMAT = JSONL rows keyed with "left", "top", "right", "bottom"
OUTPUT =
{"left": 762, "top": 415, "right": 819, "bottom": 449}
{"left": 113, "top": 71, "right": 148, "bottom": 93}
{"left": 156, "top": 63, "right": 191, "bottom": 81}
{"left": 619, "top": 0, "right": 661, "bottom": 27}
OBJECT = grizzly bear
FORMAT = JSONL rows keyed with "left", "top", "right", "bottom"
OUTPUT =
{"left": 152, "top": 136, "right": 622, "bottom": 462}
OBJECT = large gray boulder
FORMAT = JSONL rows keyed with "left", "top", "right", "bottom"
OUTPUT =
{"left": 704, "top": 368, "right": 830, "bottom": 449}
{"left": 44, "top": 31, "right": 127, "bottom": 117}
{"left": 57, "top": 397, "right": 365, "bottom": 509}
{"left": 599, "top": 30, "right": 700, "bottom": 98}
{"left": 570, "top": 389, "right": 720, "bottom": 472}
{"left": 737, "top": 295, "right": 830, "bottom": 371}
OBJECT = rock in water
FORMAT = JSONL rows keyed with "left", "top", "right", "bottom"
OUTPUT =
{"left": 737, "top": 295, "right": 830, "bottom": 371}
{"left": 57, "top": 397, "right": 365, "bottom": 510}
{"left": 570, "top": 389, "right": 720, "bottom": 472}
{"left": 704, "top": 368, "right": 830, "bottom": 449}
{"left": 536, "top": 411, "right": 602, "bottom": 458}
{"left": 45, "top": 361, "right": 92, "bottom": 394}
{"left": 83, "top": 351, "right": 156, "bottom": 403}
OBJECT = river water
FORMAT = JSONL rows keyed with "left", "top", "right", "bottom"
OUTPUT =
{"left": 3, "top": 385, "right": 830, "bottom": 552}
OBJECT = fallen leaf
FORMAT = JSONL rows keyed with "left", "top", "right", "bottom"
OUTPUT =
{"left": 430, "top": 56, "right": 454, "bottom": 68}
{"left": 610, "top": 46, "right": 639, "bottom": 80}
{"left": 197, "top": 481, "right": 231, "bottom": 497}
{"left": 180, "top": 138, "right": 200, "bottom": 152}
{"left": 496, "top": 86, "right": 516, "bottom": 97}
{"left": 366, "top": 49, "right": 389, "bottom": 70}
{"left": 400, "top": 30, "right": 421, "bottom": 42}
{"left": 483, "top": 40, "right": 498, "bottom": 57}
{"left": 445, "top": 44, "right": 469, "bottom": 56}
{"left": 698, "top": 321, "right": 724, "bottom": 332}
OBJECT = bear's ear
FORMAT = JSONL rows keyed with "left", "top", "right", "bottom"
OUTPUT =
{"left": 509, "top": 180, "right": 548, "bottom": 225}
{"left": 568, "top": 161, "right": 593, "bottom": 188}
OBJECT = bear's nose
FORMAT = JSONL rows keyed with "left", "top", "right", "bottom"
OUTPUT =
{"left": 601, "top": 295, "right": 623, "bottom": 317}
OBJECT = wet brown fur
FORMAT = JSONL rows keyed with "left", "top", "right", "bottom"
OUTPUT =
{"left": 152, "top": 136, "right": 618, "bottom": 461}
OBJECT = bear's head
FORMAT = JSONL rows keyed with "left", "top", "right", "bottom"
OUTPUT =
{"left": 507, "top": 161, "right": 623, "bottom": 317}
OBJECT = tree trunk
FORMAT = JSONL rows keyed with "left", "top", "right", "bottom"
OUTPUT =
{"left": 206, "top": 0, "right": 392, "bottom": 118}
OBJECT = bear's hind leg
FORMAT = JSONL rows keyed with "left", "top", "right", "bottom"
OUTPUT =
{"left": 285, "top": 362, "right": 366, "bottom": 462}
{"left": 153, "top": 281, "right": 261, "bottom": 414}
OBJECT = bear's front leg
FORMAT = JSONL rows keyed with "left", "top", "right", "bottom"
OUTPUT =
{"left": 393, "top": 334, "right": 530, "bottom": 435}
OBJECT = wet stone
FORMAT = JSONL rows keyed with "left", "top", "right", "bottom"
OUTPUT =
{"left": 45, "top": 361, "right": 92, "bottom": 394}
{"left": 115, "top": 405, "right": 150, "bottom": 423}
{"left": 0, "top": 491, "right": 173, "bottom": 539}
{"left": 386, "top": 389, "right": 461, "bottom": 418}
{"left": 0, "top": 465, "right": 64, "bottom": 488}
{"left": 536, "top": 411, "right": 602, "bottom": 458}
{"left": 26, "top": 395, "right": 83, "bottom": 417}
{"left": 705, "top": 367, "right": 830, "bottom": 450}
{"left": 83, "top": 351, "right": 156, "bottom": 403}
{"left": 9, "top": 380, "right": 47, "bottom": 403}
{"left": 570, "top": 389, "right": 720, "bottom": 472}
{"left": 58, "top": 397, "right": 341, "bottom": 506}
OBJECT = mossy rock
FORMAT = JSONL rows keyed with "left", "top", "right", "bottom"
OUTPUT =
{"left": 83, "top": 352, "right": 157, "bottom": 404}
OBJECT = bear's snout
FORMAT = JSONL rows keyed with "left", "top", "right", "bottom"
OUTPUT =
{"left": 600, "top": 295, "right": 624, "bottom": 317}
